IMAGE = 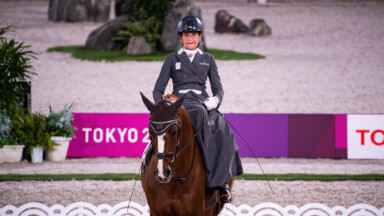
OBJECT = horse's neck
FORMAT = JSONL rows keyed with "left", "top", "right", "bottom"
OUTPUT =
{"left": 174, "top": 107, "right": 196, "bottom": 173}
{"left": 177, "top": 107, "right": 194, "bottom": 144}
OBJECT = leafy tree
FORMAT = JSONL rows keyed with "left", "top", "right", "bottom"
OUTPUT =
{"left": 0, "top": 24, "right": 36, "bottom": 111}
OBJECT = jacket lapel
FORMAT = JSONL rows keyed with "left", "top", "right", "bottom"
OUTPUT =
{"left": 176, "top": 51, "right": 199, "bottom": 76}
{"left": 193, "top": 51, "right": 204, "bottom": 68}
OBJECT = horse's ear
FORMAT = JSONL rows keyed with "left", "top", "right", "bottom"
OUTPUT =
{"left": 170, "top": 94, "right": 185, "bottom": 115}
{"left": 140, "top": 92, "right": 155, "bottom": 112}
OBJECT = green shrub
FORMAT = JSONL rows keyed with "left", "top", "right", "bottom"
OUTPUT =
{"left": 114, "top": 16, "right": 162, "bottom": 51}
{"left": 12, "top": 110, "right": 56, "bottom": 155}
{"left": 124, "top": 0, "right": 174, "bottom": 22}
{"left": 116, "top": 0, "right": 174, "bottom": 51}
{"left": 0, "top": 112, "right": 11, "bottom": 142}
{"left": 0, "top": 111, "right": 18, "bottom": 146}
{"left": 46, "top": 105, "right": 76, "bottom": 138}
{"left": 0, "top": 24, "right": 36, "bottom": 111}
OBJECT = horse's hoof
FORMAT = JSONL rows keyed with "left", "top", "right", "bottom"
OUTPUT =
{"left": 219, "top": 194, "right": 232, "bottom": 203}
{"left": 219, "top": 183, "right": 232, "bottom": 203}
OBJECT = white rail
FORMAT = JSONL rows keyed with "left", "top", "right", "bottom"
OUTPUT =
{"left": 1, "top": 202, "right": 383, "bottom": 216}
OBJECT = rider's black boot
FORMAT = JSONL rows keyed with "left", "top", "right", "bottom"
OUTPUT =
{"left": 219, "top": 183, "right": 232, "bottom": 203}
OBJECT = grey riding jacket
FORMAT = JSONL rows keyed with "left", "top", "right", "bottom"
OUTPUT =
{"left": 153, "top": 48, "right": 224, "bottom": 104}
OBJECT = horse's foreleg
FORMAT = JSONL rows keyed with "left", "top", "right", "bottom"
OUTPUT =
{"left": 149, "top": 210, "right": 159, "bottom": 216}
{"left": 204, "top": 189, "right": 218, "bottom": 216}
{"left": 204, "top": 208, "right": 215, "bottom": 216}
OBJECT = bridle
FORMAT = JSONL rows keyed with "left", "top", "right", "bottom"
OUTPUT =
{"left": 148, "top": 115, "right": 208, "bottom": 183}
{"left": 148, "top": 118, "right": 182, "bottom": 163}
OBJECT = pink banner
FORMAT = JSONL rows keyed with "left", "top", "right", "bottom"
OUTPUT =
{"left": 335, "top": 115, "right": 347, "bottom": 149}
{"left": 68, "top": 113, "right": 150, "bottom": 157}
{"left": 68, "top": 113, "right": 353, "bottom": 158}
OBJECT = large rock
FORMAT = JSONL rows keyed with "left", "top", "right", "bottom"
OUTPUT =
{"left": 162, "top": 2, "right": 206, "bottom": 52}
{"left": 248, "top": 18, "right": 272, "bottom": 36}
{"left": 126, "top": 36, "right": 152, "bottom": 55}
{"left": 214, "top": 10, "right": 249, "bottom": 33}
{"left": 85, "top": 15, "right": 129, "bottom": 50}
{"left": 48, "top": 0, "right": 110, "bottom": 22}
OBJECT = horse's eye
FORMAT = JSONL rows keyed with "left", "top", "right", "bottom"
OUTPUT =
{"left": 171, "top": 131, "right": 177, "bottom": 137}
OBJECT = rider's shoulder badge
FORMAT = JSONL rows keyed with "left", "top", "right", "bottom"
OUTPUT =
{"left": 175, "top": 62, "right": 181, "bottom": 70}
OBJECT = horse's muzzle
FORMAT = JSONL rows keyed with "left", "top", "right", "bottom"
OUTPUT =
{"left": 154, "top": 168, "right": 172, "bottom": 184}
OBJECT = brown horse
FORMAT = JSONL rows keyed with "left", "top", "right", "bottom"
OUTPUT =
{"left": 140, "top": 93, "right": 230, "bottom": 216}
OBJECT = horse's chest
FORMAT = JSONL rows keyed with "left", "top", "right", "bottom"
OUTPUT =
{"left": 149, "top": 188, "right": 204, "bottom": 215}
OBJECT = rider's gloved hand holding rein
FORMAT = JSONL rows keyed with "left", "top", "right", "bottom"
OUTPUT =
{"left": 204, "top": 96, "right": 219, "bottom": 110}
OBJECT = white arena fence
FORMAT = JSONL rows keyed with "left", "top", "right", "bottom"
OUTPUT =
{"left": 1, "top": 202, "right": 383, "bottom": 216}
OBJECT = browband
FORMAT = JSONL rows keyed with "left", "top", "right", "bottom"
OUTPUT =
{"left": 148, "top": 119, "right": 179, "bottom": 135}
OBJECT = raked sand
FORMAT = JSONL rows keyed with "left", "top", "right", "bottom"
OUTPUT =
{"left": 1, "top": 0, "right": 384, "bottom": 114}
{"left": 0, "top": 157, "right": 384, "bottom": 207}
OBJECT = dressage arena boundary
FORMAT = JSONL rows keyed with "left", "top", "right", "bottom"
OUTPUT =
{"left": 1, "top": 202, "right": 383, "bottom": 216}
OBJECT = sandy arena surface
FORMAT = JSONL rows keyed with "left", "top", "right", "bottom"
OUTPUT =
{"left": 1, "top": 0, "right": 384, "bottom": 210}
{"left": 1, "top": 157, "right": 384, "bottom": 175}
{"left": 1, "top": 180, "right": 384, "bottom": 208}
{"left": 1, "top": 0, "right": 384, "bottom": 114}
{"left": 0, "top": 157, "right": 383, "bottom": 208}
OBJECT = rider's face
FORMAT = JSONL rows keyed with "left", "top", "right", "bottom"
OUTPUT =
{"left": 179, "top": 31, "right": 201, "bottom": 50}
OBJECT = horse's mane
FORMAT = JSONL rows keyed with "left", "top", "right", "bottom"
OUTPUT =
{"left": 163, "top": 94, "right": 193, "bottom": 142}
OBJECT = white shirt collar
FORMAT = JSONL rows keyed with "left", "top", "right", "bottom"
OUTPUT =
{"left": 184, "top": 48, "right": 197, "bottom": 57}
{"left": 177, "top": 47, "right": 203, "bottom": 55}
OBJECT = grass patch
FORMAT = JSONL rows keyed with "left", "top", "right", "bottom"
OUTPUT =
{"left": 236, "top": 173, "right": 384, "bottom": 181}
{"left": 0, "top": 173, "right": 383, "bottom": 182}
{"left": 0, "top": 173, "right": 139, "bottom": 181}
{"left": 47, "top": 46, "right": 265, "bottom": 62}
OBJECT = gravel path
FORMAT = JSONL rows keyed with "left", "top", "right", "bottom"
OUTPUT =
{"left": 1, "top": 180, "right": 384, "bottom": 208}
{"left": 1, "top": 157, "right": 384, "bottom": 175}
{"left": 1, "top": 158, "right": 383, "bottom": 208}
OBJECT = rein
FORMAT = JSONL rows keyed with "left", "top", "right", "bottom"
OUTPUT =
{"left": 172, "top": 119, "right": 208, "bottom": 182}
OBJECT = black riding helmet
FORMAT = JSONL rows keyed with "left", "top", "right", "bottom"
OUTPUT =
{"left": 177, "top": 16, "right": 203, "bottom": 35}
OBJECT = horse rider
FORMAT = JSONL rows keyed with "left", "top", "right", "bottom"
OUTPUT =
{"left": 152, "top": 15, "right": 243, "bottom": 203}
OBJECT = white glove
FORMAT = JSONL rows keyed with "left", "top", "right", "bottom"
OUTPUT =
{"left": 204, "top": 96, "right": 219, "bottom": 111}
